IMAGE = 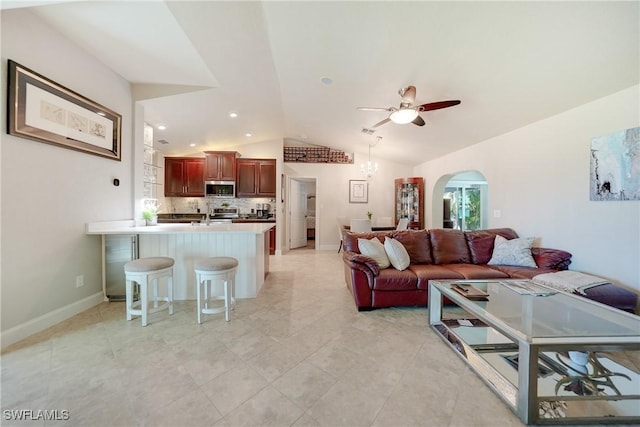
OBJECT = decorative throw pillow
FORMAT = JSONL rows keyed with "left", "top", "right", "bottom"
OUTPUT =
{"left": 488, "top": 235, "right": 537, "bottom": 268}
{"left": 384, "top": 237, "right": 411, "bottom": 271}
{"left": 358, "top": 238, "right": 390, "bottom": 268}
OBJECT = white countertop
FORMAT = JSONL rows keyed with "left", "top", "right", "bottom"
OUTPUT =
{"left": 86, "top": 220, "right": 274, "bottom": 235}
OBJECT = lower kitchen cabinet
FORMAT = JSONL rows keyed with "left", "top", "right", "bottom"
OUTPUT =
{"left": 269, "top": 226, "right": 276, "bottom": 255}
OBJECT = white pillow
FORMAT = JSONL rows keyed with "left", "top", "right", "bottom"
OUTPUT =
{"left": 488, "top": 235, "right": 537, "bottom": 268}
{"left": 384, "top": 237, "right": 411, "bottom": 271}
{"left": 358, "top": 238, "right": 390, "bottom": 268}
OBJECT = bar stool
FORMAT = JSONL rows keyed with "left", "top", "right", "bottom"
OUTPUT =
{"left": 195, "top": 257, "right": 238, "bottom": 323}
{"left": 124, "top": 257, "right": 174, "bottom": 327}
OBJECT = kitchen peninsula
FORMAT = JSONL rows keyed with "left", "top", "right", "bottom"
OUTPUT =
{"left": 86, "top": 221, "right": 274, "bottom": 300}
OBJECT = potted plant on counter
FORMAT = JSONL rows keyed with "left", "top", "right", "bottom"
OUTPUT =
{"left": 142, "top": 206, "right": 158, "bottom": 226}
{"left": 142, "top": 199, "right": 159, "bottom": 226}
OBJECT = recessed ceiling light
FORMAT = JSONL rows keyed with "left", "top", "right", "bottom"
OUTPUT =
{"left": 157, "top": 124, "right": 166, "bottom": 130}
{"left": 228, "top": 111, "right": 238, "bottom": 118}
{"left": 189, "top": 143, "right": 196, "bottom": 147}
{"left": 320, "top": 77, "right": 333, "bottom": 85}
{"left": 245, "top": 133, "right": 252, "bottom": 137}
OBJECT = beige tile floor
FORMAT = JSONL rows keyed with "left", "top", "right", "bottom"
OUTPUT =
{"left": 2, "top": 247, "right": 527, "bottom": 427}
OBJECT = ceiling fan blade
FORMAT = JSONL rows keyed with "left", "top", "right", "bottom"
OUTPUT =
{"left": 400, "top": 85, "right": 416, "bottom": 106}
{"left": 412, "top": 115, "right": 425, "bottom": 126}
{"left": 372, "top": 117, "right": 391, "bottom": 128}
{"left": 418, "top": 100, "right": 461, "bottom": 111}
{"left": 357, "top": 107, "right": 393, "bottom": 112}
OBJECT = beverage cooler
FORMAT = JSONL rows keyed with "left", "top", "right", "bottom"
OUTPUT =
{"left": 104, "top": 234, "right": 138, "bottom": 301}
{"left": 394, "top": 177, "right": 424, "bottom": 229}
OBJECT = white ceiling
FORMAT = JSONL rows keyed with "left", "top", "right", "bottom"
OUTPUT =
{"left": 8, "top": 1, "right": 639, "bottom": 165}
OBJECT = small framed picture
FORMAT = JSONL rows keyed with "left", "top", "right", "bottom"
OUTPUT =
{"left": 349, "top": 180, "right": 368, "bottom": 203}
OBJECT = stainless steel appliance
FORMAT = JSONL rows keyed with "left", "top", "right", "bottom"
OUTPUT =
{"left": 205, "top": 180, "right": 235, "bottom": 198}
{"left": 256, "top": 203, "right": 271, "bottom": 218}
{"left": 211, "top": 207, "right": 239, "bottom": 223}
{"left": 105, "top": 234, "right": 138, "bottom": 301}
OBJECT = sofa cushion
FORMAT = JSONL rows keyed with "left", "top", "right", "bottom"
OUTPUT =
{"left": 410, "top": 265, "right": 465, "bottom": 290}
{"left": 358, "top": 237, "right": 390, "bottom": 269}
{"left": 465, "top": 228, "right": 519, "bottom": 264}
{"left": 373, "top": 268, "right": 419, "bottom": 291}
{"left": 384, "top": 237, "right": 411, "bottom": 270}
{"left": 488, "top": 235, "right": 537, "bottom": 268}
{"left": 442, "top": 264, "right": 510, "bottom": 280}
{"left": 390, "top": 230, "right": 433, "bottom": 264}
{"left": 531, "top": 247, "right": 572, "bottom": 270}
{"left": 488, "top": 265, "right": 558, "bottom": 279}
{"left": 430, "top": 229, "right": 471, "bottom": 264}
{"left": 581, "top": 283, "right": 638, "bottom": 313}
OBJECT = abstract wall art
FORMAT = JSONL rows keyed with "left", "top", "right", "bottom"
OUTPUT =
{"left": 590, "top": 126, "right": 640, "bottom": 201}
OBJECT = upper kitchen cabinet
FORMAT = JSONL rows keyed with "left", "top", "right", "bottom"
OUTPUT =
{"left": 165, "top": 157, "right": 205, "bottom": 197}
{"left": 236, "top": 159, "right": 276, "bottom": 198}
{"left": 204, "top": 151, "right": 239, "bottom": 181}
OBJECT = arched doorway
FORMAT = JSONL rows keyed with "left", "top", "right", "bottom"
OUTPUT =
{"left": 433, "top": 171, "right": 488, "bottom": 230}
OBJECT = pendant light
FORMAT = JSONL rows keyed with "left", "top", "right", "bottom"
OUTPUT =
{"left": 360, "top": 136, "right": 381, "bottom": 179}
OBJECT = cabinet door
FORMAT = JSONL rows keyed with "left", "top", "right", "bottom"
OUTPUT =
{"left": 236, "top": 159, "right": 258, "bottom": 196}
{"left": 269, "top": 226, "right": 276, "bottom": 255}
{"left": 257, "top": 160, "right": 276, "bottom": 197}
{"left": 184, "top": 158, "right": 204, "bottom": 196}
{"left": 165, "top": 158, "right": 186, "bottom": 196}
{"left": 204, "top": 151, "right": 237, "bottom": 181}
{"left": 236, "top": 159, "right": 277, "bottom": 197}
{"left": 219, "top": 152, "right": 237, "bottom": 180}
{"left": 165, "top": 157, "right": 204, "bottom": 197}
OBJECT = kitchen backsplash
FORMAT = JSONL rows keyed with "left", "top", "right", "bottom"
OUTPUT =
{"left": 162, "top": 197, "right": 276, "bottom": 216}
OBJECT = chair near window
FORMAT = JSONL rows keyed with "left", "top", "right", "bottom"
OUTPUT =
{"left": 350, "top": 219, "right": 372, "bottom": 233}
{"left": 396, "top": 218, "right": 409, "bottom": 230}
{"left": 337, "top": 216, "right": 348, "bottom": 253}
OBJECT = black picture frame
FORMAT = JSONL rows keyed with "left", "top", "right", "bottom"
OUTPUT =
{"left": 7, "top": 60, "right": 122, "bottom": 161}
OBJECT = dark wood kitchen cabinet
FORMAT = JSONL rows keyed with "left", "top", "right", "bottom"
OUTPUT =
{"left": 204, "top": 151, "right": 238, "bottom": 181}
{"left": 236, "top": 159, "right": 276, "bottom": 198}
{"left": 164, "top": 157, "right": 205, "bottom": 197}
{"left": 269, "top": 226, "right": 276, "bottom": 255}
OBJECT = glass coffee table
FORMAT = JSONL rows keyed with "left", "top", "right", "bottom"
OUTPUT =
{"left": 429, "top": 279, "right": 640, "bottom": 425}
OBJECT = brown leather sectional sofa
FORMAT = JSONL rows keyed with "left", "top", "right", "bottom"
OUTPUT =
{"left": 342, "top": 227, "right": 638, "bottom": 313}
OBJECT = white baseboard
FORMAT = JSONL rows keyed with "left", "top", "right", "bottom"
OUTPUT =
{"left": 1, "top": 292, "right": 104, "bottom": 350}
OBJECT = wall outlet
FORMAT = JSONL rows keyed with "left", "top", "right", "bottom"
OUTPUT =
{"left": 75, "top": 275, "right": 85, "bottom": 288}
{"left": 493, "top": 209, "right": 501, "bottom": 218}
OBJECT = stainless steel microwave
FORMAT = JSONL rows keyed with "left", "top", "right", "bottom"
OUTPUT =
{"left": 205, "top": 180, "right": 235, "bottom": 198}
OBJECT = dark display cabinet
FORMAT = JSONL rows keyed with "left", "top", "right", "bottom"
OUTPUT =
{"left": 394, "top": 177, "right": 424, "bottom": 229}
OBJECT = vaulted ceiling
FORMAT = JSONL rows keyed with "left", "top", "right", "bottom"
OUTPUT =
{"left": 5, "top": 1, "right": 639, "bottom": 165}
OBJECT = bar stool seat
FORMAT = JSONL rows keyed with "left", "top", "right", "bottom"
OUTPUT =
{"left": 195, "top": 257, "right": 238, "bottom": 323}
{"left": 124, "top": 257, "right": 174, "bottom": 326}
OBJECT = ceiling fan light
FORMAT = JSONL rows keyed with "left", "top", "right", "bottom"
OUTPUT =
{"left": 389, "top": 109, "right": 419, "bottom": 124}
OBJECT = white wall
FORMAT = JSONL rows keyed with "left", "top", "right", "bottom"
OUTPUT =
{"left": 285, "top": 151, "right": 412, "bottom": 250}
{"left": 415, "top": 86, "right": 640, "bottom": 291}
{"left": 1, "top": 9, "right": 133, "bottom": 343}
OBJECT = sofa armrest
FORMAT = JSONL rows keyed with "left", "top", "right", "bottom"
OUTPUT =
{"left": 343, "top": 251, "right": 381, "bottom": 276}
{"left": 531, "top": 247, "right": 572, "bottom": 270}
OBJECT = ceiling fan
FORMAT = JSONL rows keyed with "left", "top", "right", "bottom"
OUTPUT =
{"left": 358, "top": 86, "right": 461, "bottom": 128}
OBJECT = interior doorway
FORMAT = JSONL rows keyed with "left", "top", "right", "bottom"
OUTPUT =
{"left": 443, "top": 171, "right": 488, "bottom": 230}
{"left": 288, "top": 177, "right": 317, "bottom": 251}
